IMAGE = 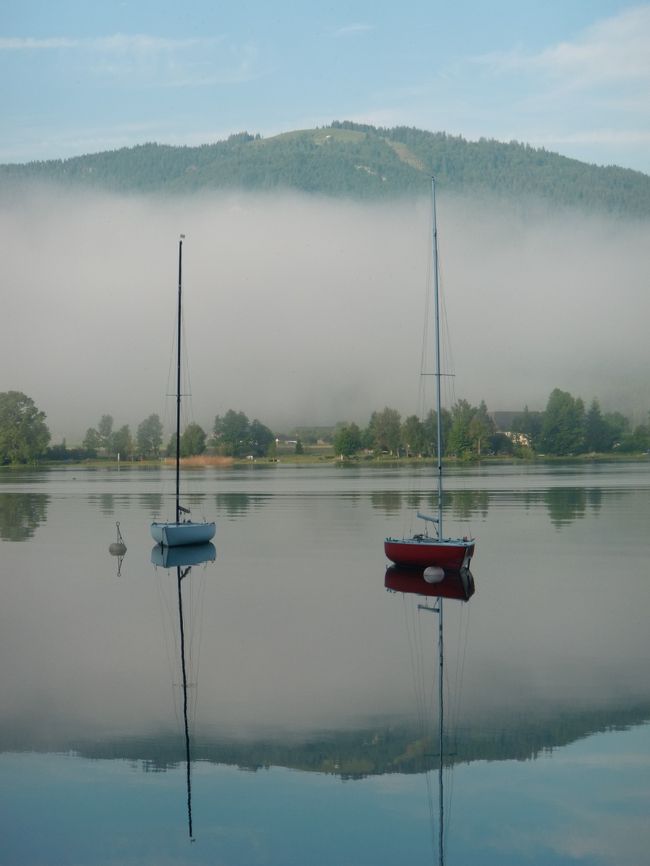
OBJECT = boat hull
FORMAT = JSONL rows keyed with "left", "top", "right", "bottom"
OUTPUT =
{"left": 384, "top": 536, "right": 474, "bottom": 571}
{"left": 151, "top": 521, "right": 216, "bottom": 548}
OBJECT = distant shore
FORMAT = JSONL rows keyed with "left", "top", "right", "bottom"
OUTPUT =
{"left": 4, "top": 450, "right": 646, "bottom": 471}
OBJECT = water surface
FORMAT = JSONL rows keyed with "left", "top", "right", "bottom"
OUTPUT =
{"left": 1, "top": 461, "right": 648, "bottom": 863}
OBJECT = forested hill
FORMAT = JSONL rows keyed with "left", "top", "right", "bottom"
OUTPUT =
{"left": 2, "top": 121, "right": 649, "bottom": 217}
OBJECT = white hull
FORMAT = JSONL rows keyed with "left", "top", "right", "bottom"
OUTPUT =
{"left": 150, "top": 521, "right": 216, "bottom": 548}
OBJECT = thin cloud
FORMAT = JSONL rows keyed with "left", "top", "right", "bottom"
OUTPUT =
{"left": 536, "top": 5, "right": 650, "bottom": 85}
{"left": 0, "top": 37, "right": 79, "bottom": 50}
{"left": 0, "top": 34, "right": 221, "bottom": 53}
{"left": 0, "top": 31, "right": 262, "bottom": 88}
{"left": 475, "top": 6, "right": 650, "bottom": 88}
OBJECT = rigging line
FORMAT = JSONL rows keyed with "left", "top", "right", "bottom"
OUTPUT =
{"left": 444, "top": 604, "right": 462, "bottom": 734}
{"left": 418, "top": 603, "right": 437, "bottom": 732}
{"left": 435, "top": 205, "right": 456, "bottom": 400}
{"left": 421, "top": 605, "right": 439, "bottom": 860}
{"left": 181, "top": 311, "right": 195, "bottom": 425}
{"left": 156, "top": 572, "right": 182, "bottom": 729}
{"left": 404, "top": 597, "right": 430, "bottom": 752}
{"left": 443, "top": 603, "right": 472, "bottom": 851}
{"left": 423, "top": 764, "right": 438, "bottom": 859}
{"left": 453, "top": 601, "right": 472, "bottom": 737}
{"left": 404, "top": 589, "right": 444, "bottom": 866}
{"left": 408, "top": 600, "right": 428, "bottom": 740}
{"left": 418, "top": 201, "right": 434, "bottom": 417}
{"left": 188, "top": 565, "right": 209, "bottom": 728}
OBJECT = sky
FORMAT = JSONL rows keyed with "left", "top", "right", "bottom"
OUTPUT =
{"left": 1, "top": 0, "right": 650, "bottom": 173}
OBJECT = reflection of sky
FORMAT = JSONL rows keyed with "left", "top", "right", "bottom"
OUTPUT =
{"left": 448, "top": 724, "right": 650, "bottom": 866}
{"left": 2, "top": 724, "right": 648, "bottom": 865}
{"left": 1, "top": 465, "right": 650, "bottom": 746}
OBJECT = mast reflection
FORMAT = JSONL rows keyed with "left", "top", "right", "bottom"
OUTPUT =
{"left": 151, "top": 542, "right": 216, "bottom": 840}
{"left": 385, "top": 565, "right": 475, "bottom": 864}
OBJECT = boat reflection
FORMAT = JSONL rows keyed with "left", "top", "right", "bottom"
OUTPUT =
{"left": 385, "top": 564, "right": 475, "bottom": 864}
{"left": 385, "top": 564, "right": 475, "bottom": 602}
{"left": 151, "top": 542, "right": 216, "bottom": 841}
{"left": 151, "top": 541, "right": 216, "bottom": 569}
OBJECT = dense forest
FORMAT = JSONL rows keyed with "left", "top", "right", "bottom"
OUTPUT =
{"left": 1, "top": 389, "right": 649, "bottom": 466}
{"left": 1, "top": 122, "right": 649, "bottom": 217}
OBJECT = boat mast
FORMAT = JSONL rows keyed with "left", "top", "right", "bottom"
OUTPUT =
{"left": 175, "top": 236, "right": 184, "bottom": 525}
{"left": 431, "top": 178, "right": 443, "bottom": 537}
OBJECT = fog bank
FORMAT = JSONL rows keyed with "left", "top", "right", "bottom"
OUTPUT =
{"left": 2, "top": 186, "right": 649, "bottom": 442}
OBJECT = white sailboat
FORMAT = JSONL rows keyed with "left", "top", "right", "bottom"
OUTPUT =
{"left": 151, "top": 236, "right": 216, "bottom": 548}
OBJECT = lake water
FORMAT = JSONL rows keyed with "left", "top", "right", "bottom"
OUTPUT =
{"left": 1, "top": 461, "right": 649, "bottom": 865}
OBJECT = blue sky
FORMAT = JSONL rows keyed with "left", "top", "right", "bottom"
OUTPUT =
{"left": 2, "top": 1, "right": 649, "bottom": 172}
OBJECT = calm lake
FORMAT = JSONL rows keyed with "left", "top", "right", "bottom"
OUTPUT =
{"left": 1, "top": 461, "right": 649, "bottom": 865}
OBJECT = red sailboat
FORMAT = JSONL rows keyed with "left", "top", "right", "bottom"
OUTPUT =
{"left": 384, "top": 178, "right": 476, "bottom": 572}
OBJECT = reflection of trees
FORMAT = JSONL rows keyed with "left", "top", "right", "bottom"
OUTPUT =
{"left": 364, "top": 484, "right": 617, "bottom": 527}
{"left": 506, "top": 486, "right": 617, "bottom": 527}
{"left": 87, "top": 494, "right": 115, "bottom": 516}
{"left": 370, "top": 491, "right": 403, "bottom": 514}
{"left": 215, "top": 492, "right": 271, "bottom": 518}
{"left": 587, "top": 487, "right": 603, "bottom": 516}
{"left": 0, "top": 492, "right": 48, "bottom": 541}
{"left": 140, "top": 493, "right": 163, "bottom": 515}
{"left": 375, "top": 489, "right": 490, "bottom": 519}
{"left": 545, "top": 488, "right": 587, "bottom": 527}
{"left": 448, "top": 489, "right": 489, "bottom": 520}
{"left": 58, "top": 702, "right": 650, "bottom": 780}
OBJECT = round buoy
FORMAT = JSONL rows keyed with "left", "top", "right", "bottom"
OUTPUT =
{"left": 109, "top": 542, "right": 127, "bottom": 556}
{"left": 423, "top": 566, "right": 444, "bottom": 584}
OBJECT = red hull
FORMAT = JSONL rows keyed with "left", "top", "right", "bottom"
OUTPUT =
{"left": 384, "top": 537, "right": 474, "bottom": 571}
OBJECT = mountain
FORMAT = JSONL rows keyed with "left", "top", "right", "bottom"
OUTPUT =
{"left": 2, "top": 121, "right": 649, "bottom": 217}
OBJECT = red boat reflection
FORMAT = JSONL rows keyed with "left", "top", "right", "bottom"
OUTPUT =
{"left": 385, "top": 565, "right": 475, "bottom": 601}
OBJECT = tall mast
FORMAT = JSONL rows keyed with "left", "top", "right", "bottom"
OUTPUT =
{"left": 431, "top": 178, "right": 443, "bottom": 537}
{"left": 175, "top": 236, "right": 183, "bottom": 524}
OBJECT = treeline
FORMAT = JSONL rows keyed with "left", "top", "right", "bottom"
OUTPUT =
{"left": 0, "top": 395, "right": 279, "bottom": 465}
{"left": 2, "top": 389, "right": 649, "bottom": 466}
{"left": 77, "top": 410, "right": 276, "bottom": 461}
{"left": 333, "top": 388, "right": 650, "bottom": 459}
{"left": 2, "top": 122, "right": 649, "bottom": 217}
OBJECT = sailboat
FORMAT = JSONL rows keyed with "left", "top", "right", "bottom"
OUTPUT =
{"left": 151, "top": 236, "right": 216, "bottom": 548}
{"left": 384, "top": 178, "right": 475, "bottom": 572}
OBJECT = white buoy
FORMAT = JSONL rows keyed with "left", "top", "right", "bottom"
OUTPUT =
{"left": 423, "top": 566, "right": 445, "bottom": 584}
